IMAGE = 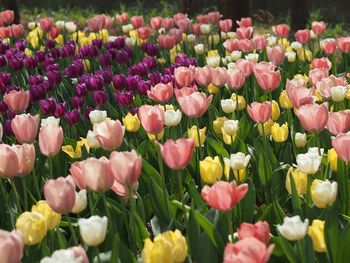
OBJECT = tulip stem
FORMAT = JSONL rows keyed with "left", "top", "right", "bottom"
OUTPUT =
{"left": 94, "top": 247, "right": 102, "bottom": 263}
{"left": 67, "top": 216, "right": 79, "bottom": 245}
{"left": 21, "top": 178, "right": 28, "bottom": 211}
{"left": 177, "top": 169, "right": 187, "bottom": 223}
{"left": 9, "top": 178, "right": 22, "bottom": 214}
{"left": 48, "top": 158, "right": 54, "bottom": 179}
{"left": 102, "top": 192, "right": 114, "bottom": 234}
{"left": 225, "top": 211, "right": 234, "bottom": 243}
{"left": 235, "top": 93, "right": 239, "bottom": 120}
{"left": 157, "top": 145, "right": 170, "bottom": 217}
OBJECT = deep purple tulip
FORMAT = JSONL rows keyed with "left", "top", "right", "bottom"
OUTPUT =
{"left": 137, "top": 80, "right": 151, "bottom": 95}
{"left": 71, "top": 96, "right": 84, "bottom": 108}
{"left": 65, "top": 109, "right": 81, "bottom": 124}
{"left": 0, "top": 100, "right": 8, "bottom": 113}
{"left": 46, "top": 39, "right": 56, "bottom": 49}
{"left": 0, "top": 72, "right": 12, "bottom": 92}
{"left": 113, "top": 37, "right": 126, "bottom": 50}
{"left": 112, "top": 75, "right": 127, "bottom": 90}
{"left": 30, "top": 85, "right": 47, "bottom": 101}
{"left": 129, "top": 107, "right": 139, "bottom": 115}
{"left": 36, "top": 50, "right": 46, "bottom": 62}
{"left": 6, "top": 109, "right": 15, "bottom": 120}
{"left": 96, "top": 68, "right": 112, "bottom": 84}
{"left": 75, "top": 82, "right": 88, "bottom": 97}
{"left": 0, "top": 55, "right": 7, "bottom": 67}
{"left": 92, "top": 39, "right": 103, "bottom": 49}
{"left": 93, "top": 90, "right": 108, "bottom": 105}
{"left": 126, "top": 75, "right": 140, "bottom": 91}
{"left": 114, "top": 91, "right": 134, "bottom": 106}
{"left": 148, "top": 72, "right": 161, "bottom": 86}
{"left": 85, "top": 107, "right": 93, "bottom": 120}
{"left": 54, "top": 102, "right": 66, "bottom": 118}
{"left": 0, "top": 43, "right": 9, "bottom": 54}
{"left": 24, "top": 56, "right": 39, "bottom": 69}
{"left": 8, "top": 57, "right": 23, "bottom": 71}
{"left": 39, "top": 98, "right": 57, "bottom": 115}
{"left": 89, "top": 74, "right": 104, "bottom": 90}
{"left": 115, "top": 50, "right": 129, "bottom": 64}
{"left": 142, "top": 57, "right": 157, "bottom": 69}
{"left": 64, "top": 60, "right": 84, "bottom": 78}
{"left": 99, "top": 53, "right": 113, "bottom": 67}
{"left": 45, "top": 63, "right": 60, "bottom": 72}
{"left": 47, "top": 70, "right": 62, "bottom": 86}
{"left": 50, "top": 47, "right": 61, "bottom": 59}
{"left": 3, "top": 119, "right": 13, "bottom": 136}
{"left": 14, "top": 40, "right": 27, "bottom": 51}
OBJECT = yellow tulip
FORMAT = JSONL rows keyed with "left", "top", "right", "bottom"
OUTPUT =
{"left": 208, "top": 34, "right": 220, "bottom": 46}
{"left": 141, "top": 238, "right": 174, "bottom": 263}
{"left": 271, "top": 122, "right": 288, "bottom": 142}
{"left": 123, "top": 113, "right": 140, "bottom": 132}
{"left": 279, "top": 90, "right": 293, "bottom": 109}
{"left": 207, "top": 50, "right": 219, "bottom": 57}
{"left": 314, "top": 89, "right": 323, "bottom": 102}
{"left": 62, "top": 138, "right": 88, "bottom": 159}
{"left": 277, "top": 38, "right": 290, "bottom": 49}
{"left": 188, "top": 126, "right": 206, "bottom": 147}
{"left": 230, "top": 93, "right": 246, "bottom": 110}
{"left": 158, "top": 230, "right": 188, "bottom": 262}
{"left": 311, "top": 179, "right": 338, "bottom": 208}
{"left": 308, "top": 220, "right": 327, "bottom": 253}
{"left": 55, "top": 35, "right": 63, "bottom": 46}
{"left": 157, "top": 57, "right": 167, "bottom": 65}
{"left": 285, "top": 167, "right": 308, "bottom": 195}
{"left": 164, "top": 104, "right": 175, "bottom": 111}
{"left": 200, "top": 156, "right": 223, "bottom": 184}
{"left": 271, "top": 100, "right": 280, "bottom": 121}
{"left": 83, "top": 59, "right": 90, "bottom": 71}
{"left": 297, "top": 49, "right": 312, "bottom": 61}
{"left": 16, "top": 211, "right": 48, "bottom": 245}
{"left": 293, "top": 74, "right": 309, "bottom": 84}
{"left": 148, "top": 129, "right": 164, "bottom": 142}
{"left": 221, "top": 127, "right": 236, "bottom": 145}
{"left": 30, "top": 37, "right": 39, "bottom": 49}
{"left": 346, "top": 86, "right": 350, "bottom": 100}
{"left": 208, "top": 83, "right": 219, "bottom": 94}
{"left": 213, "top": 117, "right": 228, "bottom": 135}
{"left": 258, "top": 119, "right": 273, "bottom": 136}
{"left": 32, "top": 201, "right": 61, "bottom": 230}
{"left": 25, "top": 48, "right": 33, "bottom": 57}
{"left": 100, "top": 29, "right": 109, "bottom": 43}
{"left": 327, "top": 148, "right": 338, "bottom": 172}
{"left": 224, "top": 159, "right": 246, "bottom": 181}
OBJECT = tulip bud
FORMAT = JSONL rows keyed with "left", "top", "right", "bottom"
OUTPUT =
{"left": 327, "top": 148, "right": 338, "bottom": 171}
{"left": 164, "top": 109, "right": 182, "bottom": 127}
{"left": 230, "top": 94, "right": 246, "bottom": 110}
{"left": 277, "top": 215, "right": 309, "bottom": 241}
{"left": 206, "top": 56, "right": 220, "bottom": 67}
{"left": 231, "top": 51, "right": 242, "bottom": 62}
{"left": 271, "top": 122, "right": 288, "bottom": 142}
{"left": 258, "top": 119, "right": 273, "bottom": 136}
{"left": 187, "top": 34, "right": 196, "bottom": 43}
{"left": 122, "top": 113, "right": 140, "bottom": 132}
{"left": 285, "top": 51, "right": 296, "bottom": 62}
{"left": 86, "top": 130, "right": 101, "bottom": 149}
{"left": 32, "top": 200, "right": 61, "bottom": 230}
{"left": 213, "top": 117, "right": 228, "bottom": 135}
{"left": 224, "top": 152, "right": 251, "bottom": 170}
{"left": 39, "top": 124, "right": 64, "bottom": 157}
{"left": 296, "top": 147, "right": 323, "bottom": 174}
{"left": 41, "top": 116, "right": 60, "bottom": 127}
{"left": 308, "top": 220, "right": 326, "bottom": 253}
{"left": 295, "top": 132, "right": 307, "bottom": 148}
{"left": 311, "top": 179, "right": 337, "bottom": 208}
{"left": 208, "top": 83, "right": 219, "bottom": 94}
{"left": 200, "top": 156, "right": 223, "bottom": 184}
{"left": 331, "top": 86, "right": 348, "bottom": 102}
{"left": 65, "top": 22, "right": 77, "bottom": 33}
{"left": 223, "top": 120, "right": 239, "bottom": 136}
{"left": 200, "top": 24, "right": 211, "bottom": 34}
{"left": 245, "top": 53, "right": 259, "bottom": 63}
{"left": 279, "top": 90, "right": 293, "bottom": 109}
{"left": 194, "top": 44, "right": 204, "bottom": 55}
{"left": 78, "top": 216, "right": 108, "bottom": 246}
{"left": 291, "top": 41, "right": 303, "bottom": 50}
{"left": 28, "top": 22, "right": 36, "bottom": 30}
{"left": 270, "top": 100, "right": 280, "bottom": 121}
{"left": 71, "top": 190, "right": 87, "bottom": 214}
{"left": 285, "top": 167, "right": 308, "bottom": 195}
{"left": 188, "top": 125, "right": 206, "bottom": 147}
{"left": 40, "top": 247, "right": 88, "bottom": 263}
{"left": 89, "top": 110, "right": 107, "bottom": 124}
{"left": 16, "top": 211, "right": 48, "bottom": 245}
{"left": 221, "top": 99, "right": 237, "bottom": 113}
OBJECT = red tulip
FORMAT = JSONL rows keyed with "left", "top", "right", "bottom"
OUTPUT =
{"left": 173, "top": 13, "right": 188, "bottom": 23}
{"left": 10, "top": 24, "right": 24, "bottom": 38}
{"left": 130, "top": 16, "right": 143, "bottom": 28}
{"left": 236, "top": 26, "right": 253, "bottom": 39}
{"left": 44, "top": 177, "right": 76, "bottom": 214}
{"left": 174, "top": 66, "right": 196, "bottom": 88}
{"left": 138, "top": 105, "right": 164, "bottom": 134}
{"left": 157, "top": 138, "right": 195, "bottom": 170}
{"left": 0, "top": 229, "right": 24, "bottom": 263}
{"left": 137, "top": 27, "right": 151, "bottom": 39}
{"left": 247, "top": 102, "right": 272, "bottom": 123}
{"left": 237, "top": 221, "right": 271, "bottom": 245}
{"left": 177, "top": 18, "right": 192, "bottom": 33}
{"left": 11, "top": 114, "right": 40, "bottom": 144}
{"left": 150, "top": 16, "right": 163, "bottom": 30}
{"left": 49, "top": 27, "right": 60, "bottom": 39}
{"left": 295, "top": 103, "right": 329, "bottom": 132}
{"left": 236, "top": 17, "right": 252, "bottom": 27}
{"left": 295, "top": 29, "right": 310, "bottom": 44}
{"left": 116, "top": 12, "right": 128, "bottom": 24}
{"left": 201, "top": 181, "right": 248, "bottom": 211}
{"left": 39, "top": 17, "right": 54, "bottom": 32}
{"left": 286, "top": 79, "right": 314, "bottom": 108}
{"left": 197, "top": 14, "right": 209, "bottom": 24}
{"left": 225, "top": 68, "right": 245, "bottom": 90}
{"left": 332, "top": 133, "right": 350, "bottom": 161}
{"left": 0, "top": 10, "right": 14, "bottom": 25}
{"left": 224, "top": 237, "right": 274, "bottom": 263}
{"left": 267, "top": 45, "right": 285, "bottom": 65}
{"left": 327, "top": 111, "right": 350, "bottom": 135}
{"left": 93, "top": 119, "right": 123, "bottom": 151}
{"left": 272, "top": 24, "right": 289, "bottom": 38}
{"left": 219, "top": 19, "right": 232, "bottom": 32}
{"left": 147, "top": 82, "right": 174, "bottom": 103}
{"left": 321, "top": 38, "right": 337, "bottom": 54}
{"left": 161, "top": 17, "right": 174, "bottom": 29}
{"left": 312, "top": 57, "right": 332, "bottom": 71}
{"left": 3, "top": 90, "right": 30, "bottom": 113}
{"left": 312, "top": 21, "right": 326, "bottom": 36}
{"left": 195, "top": 66, "right": 212, "bottom": 87}
{"left": 178, "top": 91, "right": 212, "bottom": 118}
{"left": 208, "top": 11, "right": 221, "bottom": 23}
{"left": 157, "top": 34, "right": 176, "bottom": 50}
{"left": 39, "top": 124, "right": 63, "bottom": 157}
{"left": 337, "top": 36, "right": 350, "bottom": 53}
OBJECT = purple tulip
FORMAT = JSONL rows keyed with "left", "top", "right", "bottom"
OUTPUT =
{"left": 3, "top": 119, "right": 13, "bottom": 136}
{"left": 126, "top": 75, "right": 140, "bottom": 91}
{"left": 65, "top": 109, "right": 81, "bottom": 124}
{"left": 0, "top": 100, "right": 8, "bottom": 113}
{"left": 36, "top": 50, "right": 46, "bottom": 62}
{"left": 99, "top": 53, "right": 113, "bottom": 67}
{"left": 137, "top": 80, "right": 151, "bottom": 95}
{"left": 64, "top": 60, "right": 84, "bottom": 78}
{"left": 75, "top": 82, "right": 88, "bottom": 97}
{"left": 30, "top": 84, "right": 47, "bottom": 101}
{"left": 6, "top": 109, "right": 15, "bottom": 120}
{"left": 114, "top": 91, "right": 134, "bottom": 106}
{"left": 129, "top": 107, "right": 139, "bottom": 115}
{"left": 8, "top": 57, "right": 24, "bottom": 71}
{"left": 85, "top": 107, "right": 93, "bottom": 120}
{"left": 54, "top": 102, "right": 66, "bottom": 118}
{"left": 47, "top": 70, "right": 62, "bottom": 86}
{"left": 39, "top": 98, "right": 57, "bottom": 115}
{"left": 24, "top": 56, "right": 39, "bottom": 69}
{"left": 0, "top": 72, "right": 12, "bottom": 92}
{"left": 112, "top": 75, "right": 127, "bottom": 90}
{"left": 0, "top": 55, "right": 7, "bottom": 67}
{"left": 96, "top": 68, "right": 113, "bottom": 84}
{"left": 89, "top": 74, "right": 104, "bottom": 90}
{"left": 93, "top": 90, "right": 108, "bottom": 105}
{"left": 46, "top": 39, "right": 56, "bottom": 49}
{"left": 92, "top": 39, "right": 103, "bottom": 49}
{"left": 71, "top": 96, "right": 84, "bottom": 108}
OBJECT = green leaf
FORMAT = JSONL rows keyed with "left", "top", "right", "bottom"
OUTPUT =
{"left": 325, "top": 207, "right": 339, "bottom": 262}
{"left": 130, "top": 210, "right": 150, "bottom": 249}
{"left": 239, "top": 178, "right": 256, "bottom": 223}
{"left": 274, "top": 236, "right": 298, "bottom": 263}
{"left": 142, "top": 159, "right": 162, "bottom": 187}
{"left": 187, "top": 210, "right": 201, "bottom": 261}
{"left": 290, "top": 173, "right": 303, "bottom": 217}
{"left": 206, "top": 137, "right": 229, "bottom": 158}
{"left": 148, "top": 178, "right": 173, "bottom": 223}
{"left": 336, "top": 223, "right": 350, "bottom": 263}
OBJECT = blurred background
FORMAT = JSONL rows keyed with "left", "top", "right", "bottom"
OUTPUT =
{"left": 1, "top": 0, "right": 349, "bottom": 35}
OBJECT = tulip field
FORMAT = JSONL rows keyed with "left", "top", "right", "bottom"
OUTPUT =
{"left": 2, "top": 7, "right": 350, "bottom": 263}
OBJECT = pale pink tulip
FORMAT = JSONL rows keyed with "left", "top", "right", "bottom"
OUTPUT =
{"left": 173, "top": 13, "right": 188, "bottom": 23}
{"left": 236, "top": 17, "right": 252, "bottom": 27}
{"left": 147, "top": 82, "right": 173, "bottom": 103}
{"left": 295, "top": 103, "right": 329, "bottom": 132}
{"left": 138, "top": 105, "right": 164, "bottom": 134}
{"left": 0, "top": 10, "right": 14, "bottom": 25}
{"left": 157, "top": 34, "right": 176, "bottom": 50}
{"left": 272, "top": 24, "right": 289, "bottom": 38}
{"left": 332, "top": 133, "right": 350, "bottom": 161}
{"left": 236, "top": 59, "right": 255, "bottom": 77}
{"left": 174, "top": 66, "right": 196, "bottom": 87}
{"left": 225, "top": 68, "right": 245, "bottom": 90}
{"left": 236, "top": 26, "right": 253, "bottom": 39}
{"left": 321, "top": 38, "right": 337, "bottom": 54}
{"left": 3, "top": 90, "right": 30, "bottom": 113}
{"left": 39, "top": 124, "right": 63, "bottom": 157}
{"left": 177, "top": 92, "right": 212, "bottom": 118}
{"left": 254, "top": 67, "right": 281, "bottom": 92}
{"left": 252, "top": 35, "right": 267, "bottom": 50}
{"left": 161, "top": 17, "right": 174, "bottom": 29}
{"left": 195, "top": 66, "right": 212, "bottom": 87}
{"left": 93, "top": 119, "right": 123, "bottom": 151}
{"left": 238, "top": 39, "right": 253, "bottom": 52}
{"left": 116, "top": 12, "right": 128, "bottom": 24}
{"left": 312, "top": 57, "right": 331, "bottom": 71}
{"left": 286, "top": 79, "right": 314, "bottom": 108}
{"left": 312, "top": 21, "right": 326, "bottom": 36}
{"left": 316, "top": 75, "right": 347, "bottom": 99}
{"left": 327, "top": 111, "right": 350, "bottom": 135}
{"left": 267, "top": 45, "right": 285, "bottom": 65}
{"left": 219, "top": 19, "right": 232, "bottom": 32}
{"left": 295, "top": 29, "right": 310, "bottom": 44}
{"left": 150, "top": 16, "right": 163, "bottom": 30}
{"left": 130, "top": 16, "right": 143, "bottom": 28}
{"left": 223, "top": 39, "right": 240, "bottom": 52}
{"left": 11, "top": 114, "right": 40, "bottom": 144}
{"left": 247, "top": 102, "right": 272, "bottom": 123}
{"left": 211, "top": 67, "right": 227, "bottom": 87}
{"left": 174, "top": 86, "right": 197, "bottom": 98}
{"left": 309, "top": 68, "right": 329, "bottom": 87}
{"left": 0, "top": 229, "right": 24, "bottom": 263}
{"left": 177, "top": 18, "right": 191, "bottom": 33}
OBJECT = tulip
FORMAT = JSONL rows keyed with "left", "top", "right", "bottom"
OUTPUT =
{"left": 270, "top": 100, "right": 280, "bottom": 121}
{"left": 295, "top": 103, "right": 328, "bottom": 132}
{"left": 11, "top": 114, "right": 40, "bottom": 144}
{"left": 44, "top": 177, "right": 76, "bottom": 214}
{"left": 285, "top": 51, "right": 297, "bottom": 62}
{"left": 147, "top": 83, "right": 173, "bottom": 103}
{"left": 257, "top": 119, "right": 273, "bottom": 136}
{"left": 267, "top": 45, "right": 285, "bottom": 65}
{"left": 201, "top": 181, "right": 248, "bottom": 211}
{"left": 0, "top": 229, "right": 24, "bottom": 263}
{"left": 200, "top": 156, "right": 223, "bottom": 184}
{"left": 331, "top": 86, "right": 348, "bottom": 102}
{"left": 157, "top": 138, "right": 195, "bottom": 170}
{"left": 0, "top": 123, "right": 2, "bottom": 142}
{"left": 308, "top": 220, "right": 327, "bottom": 253}
{"left": 39, "top": 17, "right": 54, "bottom": 32}
{"left": 178, "top": 92, "right": 212, "bottom": 118}
{"left": 86, "top": 130, "right": 101, "bottom": 149}
{"left": 123, "top": 113, "right": 140, "bottom": 132}
{"left": 312, "top": 57, "right": 332, "bottom": 71}
{"left": 297, "top": 147, "right": 324, "bottom": 174}
{"left": 16, "top": 211, "right": 47, "bottom": 245}
{"left": 221, "top": 99, "right": 236, "bottom": 114}
{"left": 1, "top": 10, "right": 14, "bottom": 25}
{"left": 219, "top": 19, "right": 232, "bottom": 32}
{"left": 272, "top": 24, "right": 289, "bottom": 38}
{"left": 164, "top": 109, "right": 182, "bottom": 127}
{"left": 316, "top": 75, "right": 347, "bottom": 100}
{"left": 110, "top": 150, "right": 141, "bottom": 197}
{"left": 3, "top": 90, "right": 30, "bottom": 113}
{"left": 32, "top": 200, "right": 61, "bottom": 230}
{"left": 311, "top": 179, "right": 337, "bottom": 209}
{"left": 236, "top": 26, "right": 253, "bottom": 39}
{"left": 312, "top": 21, "right": 326, "bottom": 35}
{"left": 40, "top": 247, "right": 88, "bottom": 263}
{"left": 78, "top": 216, "right": 108, "bottom": 246}
{"left": 285, "top": 168, "right": 308, "bottom": 195}
{"left": 277, "top": 215, "right": 309, "bottom": 241}
{"left": 188, "top": 126, "right": 206, "bottom": 147}
{"left": 295, "top": 29, "right": 310, "bottom": 44}
{"left": 195, "top": 66, "right": 212, "bottom": 87}
{"left": 223, "top": 120, "right": 239, "bottom": 136}
{"left": 309, "top": 68, "right": 329, "bottom": 87}
{"left": 93, "top": 119, "right": 123, "bottom": 151}
{"left": 210, "top": 67, "right": 227, "bottom": 87}
{"left": 174, "top": 66, "right": 195, "bottom": 87}
{"left": 332, "top": 133, "right": 350, "bottom": 162}
{"left": 279, "top": 90, "right": 293, "bottom": 109}
{"left": 327, "top": 111, "right": 350, "bottom": 135}
{"left": 295, "top": 132, "right": 307, "bottom": 148}
{"left": 71, "top": 190, "right": 87, "bottom": 214}
{"left": 225, "top": 68, "right": 245, "bottom": 90}
{"left": 328, "top": 148, "right": 338, "bottom": 171}
{"left": 286, "top": 80, "right": 314, "bottom": 108}
{"left": 224, "top": 152, "right": 251, "bottom": 171}
{"left": 89, "top": 110, "right": 107, "bottom": 124}
{"left": 213, "top": 117, "right": 228, "bottom": 135}
{"left": 321, "top": 38, "right": 337, "bottom": 54}
{"left": 252, "top": 35, "right": 267, "bottom": 50}
{"left": 271, "top": 122, "right": 288, "bottom": 142}
{"left": 254, "top": 66, "right": 281, "bottom": 92}
{"left": 237, "top": 221, "right": 271, "bottom": 245}
{"left": 116, "top": 12, "right": 128, "bottom": 24}
{"left": 39, "top": 124, "right": 63, "bottom": 157}
{"left": 247, "top": 102, "right": 272, "bottom": 123}
{"left": 138, "top": 105, "right": 164, "bottom": 134}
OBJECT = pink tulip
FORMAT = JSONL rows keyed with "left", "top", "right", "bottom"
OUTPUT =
{"left": 10, "top": 24, "right": 24, "bottom": 37}
{"left": 267, "top": 45, "right": 285, "bottom": 65}
{"left": 312, "top": 21, "right": 326, "bottom": 36}
{"left": 177, "top": 18, "right": 192, "bottom": 33}
{"left": 238, "top": 39, "right": 253, "bottom": 52}
{"left": 236, "top": 59, "right": 255, "bottom": 77}
{"left": 254, "top": 66, "right": 281, "bottom": 92}
{"left": 169, "top": 28, "right": 182, "bottom": 44}
{"left": 174, "top": 85, "right": 197, "bottom": 98}
{"left": 157, "top": 34, "right": 176, "bottom": 50}
{"left": 210, "top": 67, "right": 227, "bottom": 87}
{"left": 247, "top": 102, "right": 272, "bottom": 123}
{"left": 252, "top": 35, "right": 267, "bottom": 50}
{"left": 316, "top": 75, "right": 347, "bottom": 99}
{"left": 237, "top": 221, "right": 271, "bottom": 245}
{"left": 321, "top": 38, "right": 337, "bottom": 54}
{"left": 87, "top": 15, "right": 106, "bottom": 32}
{"left": 137, "top": 27, "right": 151, "bottom": 39}
{"left": 286, "top": 78, "right": 314, "bottom": 108}
{"left": 3, "top": 90, "right": 30, "bottom": 113}
{"left": 44, "top": 177, "right": 76, "bottom": 214}
{"left": 337, "top": 36, "right": 350, "bottom": 53}
{"left": 116, "top": 12, "right": 128, "bottom": 24}
{"left": 174, "top": 66, "right": 196, "bottom": 87}
{"left": 332, "top": 133, "right": 350, "bottom": 161}
{"left": 295, "top": 103, "right": 329, "bottom": 132}
{"left": 69, "top": 161, "right": 86, "bottom": 189}
{"left": 11, "top": 114, "right": 40, "bottom": 144}
{"left": 208, "top": 11, "right": 221, "bottom": 23}
{"left": 173, "top": 13, "right": 188, "bottom": 23}
{"left": 0, "top": 10, "right": 14, "bottom": 25}
{"left": 104, "top": 16, "right": 114, "bottom": 29}
{"left": 223, "top": 39, "right": 240, "bottom": 52}
{"left": 69, "top": 246, "right": 89, "bottom": 263}
{"left": 224, "top": 237, "right": 274, "bottom": 263}
{"left": 295, "top": 29, "right": 310, "bottom": 44}
{"left": 147, "top": 82, "right": 173, "bottom": 103}
{"left": 161, "top": 17, "right": 174, "bottom": 29}
{"left": 192, "top": 23, "right": 202, "bottom": 36}
{"left": 15, "top": 144, "right": 36, "bottom": 177}
{"left": 0, "top": 229, "right": 24, "bottom": 263}
{"left": 150, "top": 16, "right": 163, "bottom": 30}
{"left": 327, "top": 111, "right": 350, "bottom": 135}
{"left": 236, "top": 26, "right": 253, "bottom": 39}
{"left": 312, "top": 57, "right": 332, "bottom": 71}
{"left": 225, "top": 68, "right": 245, "bottom": 90}
{"left": 157, "top": 138, "right": 195, "bottom": 170}
{"left": 201, "top": 181, "right": 248, "bottom": 211}
{"left": 178, "top": 92, "right": 212, "bottom": 118}
{"left": 39, "top": 124, "right": 63, "bottom": 157}
{"left": 130, "top": 16, "right": 143, "bottom": 28}
{"left": 254, "top": 61, "right": 275, "bottom": 74}
{"left": 197, "top": 14, "right": 209, "bottom": 24}
{"left": 93, "top": 119, "right": 123, "bottom": 151}
{"left": 110, "top": 150, "right": 142, "bottom": 196}
{"left": 39, "top": 17, "right": 54, "bottom": 32}
{"left": 138, "top": 105, "right": 164, "bottom": 134}
{"left": 0, "top": 26, "right": 11, "bottom": 38}
{"left": 272, "top": 24, "right": 289, "bottom": 38}
{"left": 236, "top": 17, "right": 252, "bottom": 27}
{"left": 308, "top": 68, "right": 329, "bottom": 87}
{"left": 219, "top": 19, "right": 233, "bottom": 32}
{"left": 195, "top": 66, "right": 212, "bottom": 87}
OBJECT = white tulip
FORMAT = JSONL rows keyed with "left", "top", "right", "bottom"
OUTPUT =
{"left": 296, "top": 147, "right": 324, "bottom": 174}
{"left": 231, "top": 51, "right": 242, "bottom": 62}
{"left": 164, "top": 109, "right": 182, "bottom": 127}
{"left": 227, "top": 62, "right": 236, "bottom": 69}
{"left": 41, "top": 117, "right": 60, "bottom": 127}
{"left": 331, "top": 86, "right": 348, "bottom": 102}
{"left": 28, "top": 22, "right": 36, "bottom": 30}
{"left": 221, "top": 99, "right": 237, "bottom": 113}
{"left": 55, "top": 20, "right": 65, "bottom": 29}
{"left": 220, "top": 31, "right": 227, "bottom": 40}
{"left": 194, "top": 44, "right": 204, "bottom": 55}
{"left": 200, "top": 24, "right": 211, "bottom": 35}
{"left": 310, "top": 30, "right": 317, "bottom": 39}
{"left": 285, "top": 51, "right": 296, "bottom": 63}
{"left": 277, "top": 215, "right": 309, "bottom": 241}
{"left": 89, "top": 110, "right": 107, "bottom": 124}
{"left": 40, "top": 249, "right": 82, "bottom": 263}
{"left": 223, "top": 120, "right": 239, "bottom": 135}
{"left": 294, "top": 132, "right": 307, "bottom": 148}
{"left": 312, "top": 180, "right": 338, "bottom": 208}
{"left": 86, "top": 130, "right": 101, "bottom": 149}
{"left": 71, "top": 190, "right": 87, "bottom": 214}
{"left": 291, "top": 41, "right": 303, "bottom": 50}
{"left": 122, "top": 24, "right": 134, "bottom": 34}
{"left": 225, "top": 152, "right": 251, "bottom": 170}
{"left": 206, "top": 56, "right": 221, "bottom": 68}
{"left": 186, "top": 34, "right": 196, "bottom": 43}
{"left": 245, "top": 53, "right": 259, "bottom": 63}
{"left": 125, "top": 37, "right": 136, "bottom": 47}
{"left": 226, "top": 32, "right": 236, "bottom": 39}
{"left": 78, "top": 216, "right": 108, "bottom": 246}
{"left": 267, "top": 36, "right": 277, "bottom": 47}
{"left": 65, "top": 21, "right": 77, "bottom": 33}
{"left": 158, "top": 28, "right": 166, "bottom": 35}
